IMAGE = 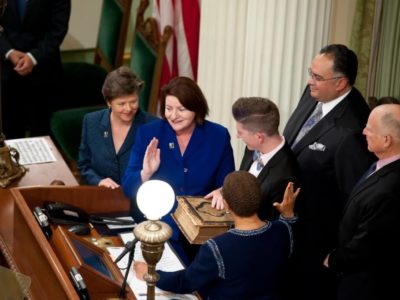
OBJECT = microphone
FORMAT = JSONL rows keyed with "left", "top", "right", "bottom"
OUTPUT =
{"left": 117, "top": 239, "right": 138, "bottom": 298}
{"left": 33, "top": 207, "right": 52, "bottom": 239}
{"left": 69, "top": 267, "right": 90, "bottom": 300}
{"left": 115, "top": 239, "right": 138, "bottom": 264}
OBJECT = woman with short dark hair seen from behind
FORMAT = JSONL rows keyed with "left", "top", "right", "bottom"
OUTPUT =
{"left": 134, "top": 171, "right": 300, "bottom": 299}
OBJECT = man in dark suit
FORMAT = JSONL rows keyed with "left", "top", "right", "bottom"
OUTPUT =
{"left": 324, "top": 104, "right": 400, "bottom": 300}
{"left": 208, "top": 97, "right": 301, "bottom": 221}
{"left": 283, "top": 44, "right": 375, "bottom": 300}
{"left": 0, "top": 0, "right": 71, "bottom": 138}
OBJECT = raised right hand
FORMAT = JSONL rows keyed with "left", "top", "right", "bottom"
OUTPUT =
{"left": 141, "top": 137, "right": 160, "bottom": 182}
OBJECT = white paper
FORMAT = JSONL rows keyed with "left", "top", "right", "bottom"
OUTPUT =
{"left": 5, "top": 137, "right": 56, "bottom": 165}
{"left": 107, "top": 233, "right": 196, "bottom": 299}
{"left": 106, "top": 217, "right": 136, "bottom": 230}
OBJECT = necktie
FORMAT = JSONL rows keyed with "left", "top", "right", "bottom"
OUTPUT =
{"left": 292, "top": 102, "right": 323, "bottom": 148}
{"left": 253, "top": 150, "right": 264, "bottom": 171}
{"left": 17, "top": 0, "right": 26, "bottom": 20}
{"left": 353, "top": 162, "right": 377, "bottom": 189}
{"left": 360, "top": 162, "right": 377, "bottom": 181}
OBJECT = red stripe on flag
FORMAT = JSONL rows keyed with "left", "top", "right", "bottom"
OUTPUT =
{"left": 180, "top": 0, "right": 200, "bottom": 80}
{"left": 154, "top": 0, "right": 201, "bottom": 82}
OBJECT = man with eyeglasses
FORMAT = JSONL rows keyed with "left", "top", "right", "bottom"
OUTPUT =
{"left": 283, "top": 44, "right": 375, "bottom": 300}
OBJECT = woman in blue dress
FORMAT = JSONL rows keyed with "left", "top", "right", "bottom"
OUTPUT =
{"left": 134, "top": 171, "right": 300, "bottom": 299}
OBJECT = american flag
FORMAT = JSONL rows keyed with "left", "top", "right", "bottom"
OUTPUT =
{"left": 153, "top": 0, "right": 201, "bottom": 86}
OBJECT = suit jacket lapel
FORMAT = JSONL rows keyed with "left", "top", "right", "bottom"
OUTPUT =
{"left": 162, "top": 122, "right": 182, "bottom": 163}
{"left": 25, "top": 0, "right": 33, "bottom": 13}
{"left": 9, "top": 0, "right": 20, "bottom": 21}
{"left": 292, "top": 95, "right": 349, "bottom": 154}
{"left": 240, "top": 145, "right": 287, "bottom": 182}
{"left": 239, "top": 148, "right": 254, "bottom": 171}
{"left": 182, "top": 124, "right": 203, "bottom": 159}
{"left": 118, "top": 125, "right": 135, "bottom": 157}
{"left": 287, "top": 100, "right": 316, "bottom": 144}
{"left": 99, "top": 111, "right": 115, "bottom": 158}
{"left": 118, "top": 111, "right": 146, "bottom": 156}
{"left": 292, "top": 116, "right": 335, "bottom": 153}
{"left": 284, "top": 86, "right": 316, "bottom": 144}
{"left": 344, "top": 160, "right": 400, "bottom": 211}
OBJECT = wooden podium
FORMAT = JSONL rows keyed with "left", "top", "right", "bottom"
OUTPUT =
{"left": 0, "top": 186, "right": 136, "bottom": 299}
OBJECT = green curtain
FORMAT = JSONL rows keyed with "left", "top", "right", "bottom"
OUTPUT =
{"left": 374, "top": 0, "right": 400, "bottom": 98}
{"left": 350, "top": 0, "right": 376, "bottom": 98}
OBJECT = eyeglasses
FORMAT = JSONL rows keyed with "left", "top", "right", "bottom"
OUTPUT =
{"left": 308, "top": 68, "right": 344, "bottom": 82}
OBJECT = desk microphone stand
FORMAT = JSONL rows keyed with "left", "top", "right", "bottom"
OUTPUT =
{"left": 115, "top": 239, "right": 138, "bottom": 298}
{"left": 0, "top": 0, "right": 27, "bottom": 187}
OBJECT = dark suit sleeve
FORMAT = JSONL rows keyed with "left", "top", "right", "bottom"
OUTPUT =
{"left": 328, "top": 192, "right": 397, "bottom": 273}
{"left": 29, "top": 0, "right": 71, "bottom": 63}
{"left": 78, "top": 115, "right": 102, "bottom": 185}
{"left": 334, "top": 132, "right": 375, "bottom": 203}
{"left": 0, "top": 26, "right": 12, "bottom": 56}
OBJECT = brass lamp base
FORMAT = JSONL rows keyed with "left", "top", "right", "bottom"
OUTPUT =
{"left": 134, "top": 220, "right": 172, "bottom": 300}
{"left": 0, "top": 134, "right": 27, "bottom": 188}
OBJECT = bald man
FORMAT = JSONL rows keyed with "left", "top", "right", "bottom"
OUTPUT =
{"left": 324, "top": 104, "right": 400, "bottom": 300}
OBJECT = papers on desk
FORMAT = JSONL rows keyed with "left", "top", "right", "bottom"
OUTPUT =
{"left": 108, "top": 232, "right": 197, "bottom": 300}
{"left": 5, "top": 137, "right": 56, "bottom": 165}
{"left": 105, "top": 217, "right": 136, "bottom": 230}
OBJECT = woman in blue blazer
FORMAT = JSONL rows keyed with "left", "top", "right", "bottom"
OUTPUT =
{"left": 122, "top": 77, "right": 235, "bottom": 242}
{"left": 78, "top": 67, "right": 157, "bottom": 187}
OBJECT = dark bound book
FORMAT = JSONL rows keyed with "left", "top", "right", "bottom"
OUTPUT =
{"left": 172, "top": 196, "right": 233, "bottom": 244}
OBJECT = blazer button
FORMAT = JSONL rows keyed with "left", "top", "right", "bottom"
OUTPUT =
{"left": 183, "top": 168, "right": 188, "bottom": 173}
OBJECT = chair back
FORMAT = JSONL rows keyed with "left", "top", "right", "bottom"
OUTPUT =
{"left": 130, "top": 0, "right": 173, "bottom": 114}
{"left": 95, "top": 0, "right": 133, "bottom": 71}
{"left": 50, "top": 106, "right": 106, "bottom": 166}
{"left": 59, "top": 63, "right": 108, "bottom": 110}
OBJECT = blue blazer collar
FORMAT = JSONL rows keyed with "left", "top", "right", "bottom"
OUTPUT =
{"left": 100, "top": 109, "right": 146, "bottom": 157}
{"left": 163, "top": 120, "right": 205, "bottom": 160}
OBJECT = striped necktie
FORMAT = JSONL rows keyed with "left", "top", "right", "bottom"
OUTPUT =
{"left": 253, "top": 150, "right": 264, "bottom": 171}
{"left": 292, "top": 102, "right": 323, "bottom": 148}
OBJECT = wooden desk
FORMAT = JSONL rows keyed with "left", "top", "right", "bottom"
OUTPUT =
{"left": 7, "top": 136, "right": 78, "bottom": 187}
{"left": 0, "top": 186, "right": 135, "bottom": 299}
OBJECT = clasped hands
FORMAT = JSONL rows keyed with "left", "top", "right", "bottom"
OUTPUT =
{"left": 9, "top": 50, "right": 34, "bottom": 76}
